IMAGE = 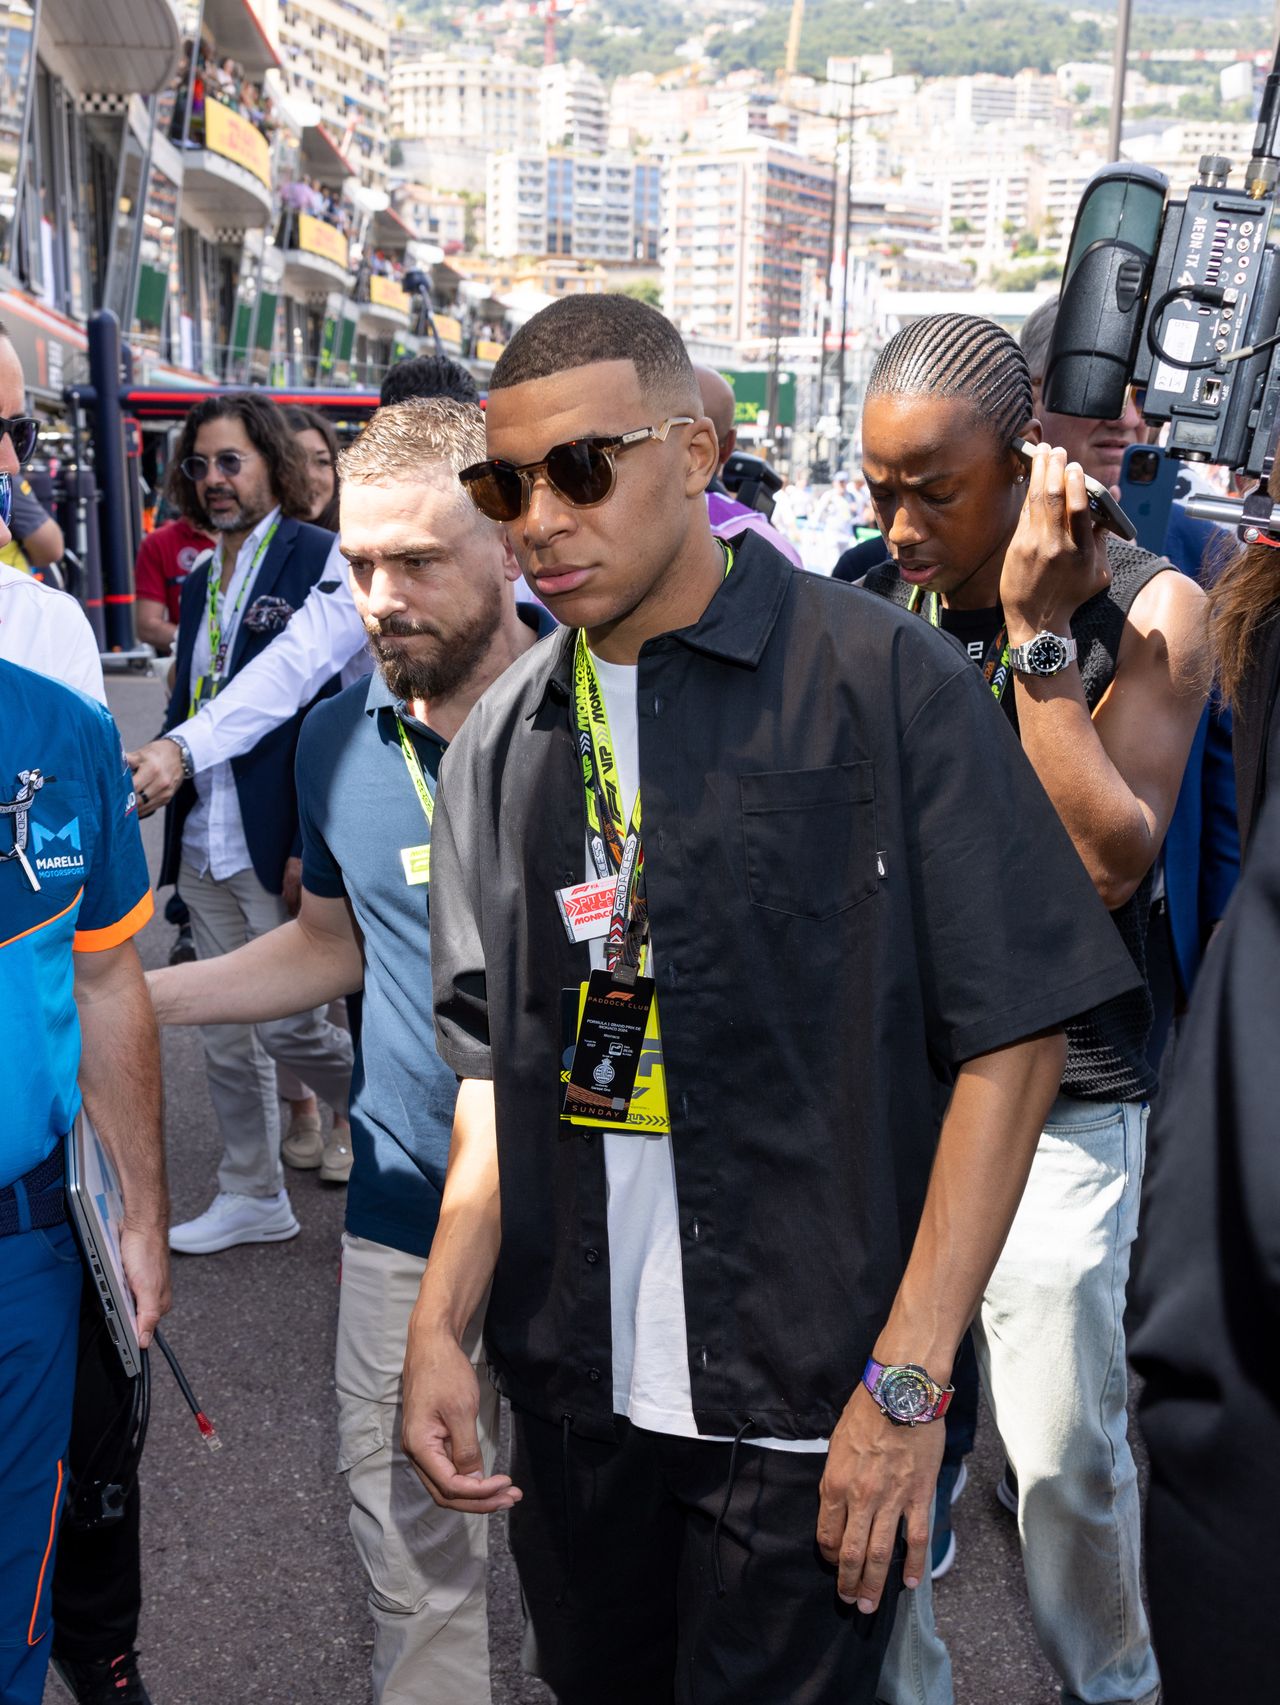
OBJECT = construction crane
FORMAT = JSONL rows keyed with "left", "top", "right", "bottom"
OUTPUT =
{"left": 545, "top": 0, "right": 557, "bottom": 66}
{"left": 784, "top": 0, "right": 805, "bottom": 77}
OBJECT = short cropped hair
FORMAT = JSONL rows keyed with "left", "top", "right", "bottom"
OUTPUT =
{"left": 379, "top": 352, "right": 479, "bottom": 407}
{"left": 338, "top": 398, "right": 486, "bottom": 491}
{"left": 489, "top": 292, "right": 698, "bottom": 408}
{"left": 166, "top": 392, "right": 311, "bottom": 526}
{"left": 1018, "top": 298, "right": 1057, "bottom": 384}
{"left": 866, "top": 314, "right": 1034, "bottom": 449}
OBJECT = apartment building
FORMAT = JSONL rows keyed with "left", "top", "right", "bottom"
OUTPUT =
{"left": 389, "top": 51, "right": 541, "bottom": 153}
{"left": 277, "top": 0, "right": 390, "bottom": 186}
{"left": 486, "top": 149, "right": 657, "bottom": 263}
{"left": 663, "top": 142, "right": 834, "bottom": 345}
{"left": 541, "top": 59, "right": 608, "bottom": 151}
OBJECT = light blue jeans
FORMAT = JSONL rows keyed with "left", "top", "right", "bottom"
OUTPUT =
{"left": 878, "top": 1095, "right": 1159, "bottom": 1705}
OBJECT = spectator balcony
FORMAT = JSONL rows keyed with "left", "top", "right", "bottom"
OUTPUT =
{"left": 172, "top": 0, "right": 280, "bottom": 230}
{"left": 355, "top": 205, "right": 418, "bottom": 334}
{"left": 279, "top": 207, "right": 353, "bottom": 293}
{"left": 277, "top": 127, "right": 356, "bottom": 296}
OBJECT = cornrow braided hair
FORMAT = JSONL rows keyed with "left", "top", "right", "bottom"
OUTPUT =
{"left": 867, "top": 314, "right": 1034, "bottom": 449}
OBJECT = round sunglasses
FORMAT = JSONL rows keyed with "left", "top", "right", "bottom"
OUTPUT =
{"left": 459, "top": 417, "right": 695, "bottom": 523}
{"left": 181, "top": 449, "right": 260, "bottom": 482}
{"left": 0, "top": 415, "right": 38, "bottom": 465}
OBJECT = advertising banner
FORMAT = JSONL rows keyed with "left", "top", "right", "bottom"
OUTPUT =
{"left": 297, "top": 213, "right": 348, "bottom": 268}
{"left": 369, "top": 275, "right": 410, "bottom": 313}
{"left": 204, "top": 98, "right": 271, "bottom": 189}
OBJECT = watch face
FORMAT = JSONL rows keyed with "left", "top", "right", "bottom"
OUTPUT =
{"left": 1025, "top": 633, "right": 1069, "bottom": 675}
{"left": 879, "top": 1366, "right": 933, "bottom": 1422}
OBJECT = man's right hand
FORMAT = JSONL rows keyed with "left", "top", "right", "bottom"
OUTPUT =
{"left": 402, "top": 1325, "right": 520, "bottom": 1514}
{"left": 120, "top": 1222, "right": 171, "bottom": 1349}
{"left": 127, "top": 738, "right": 185, "bottom": 818}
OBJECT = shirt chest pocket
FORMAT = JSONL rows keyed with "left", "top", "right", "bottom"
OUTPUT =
{"left": 739, "top": 762, "right": 879, "bottom": 920}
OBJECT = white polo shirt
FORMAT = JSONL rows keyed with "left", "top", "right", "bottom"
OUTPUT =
{"left": 0, "top": 563, "right": 106, "bottom": 704}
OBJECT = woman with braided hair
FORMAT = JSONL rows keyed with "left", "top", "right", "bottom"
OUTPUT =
{"left": 860, "top": 314, "right": 1206, "bottom": 1705}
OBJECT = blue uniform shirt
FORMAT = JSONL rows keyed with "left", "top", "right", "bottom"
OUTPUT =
{"left": 0, "top": 659, "right": 153, "bottom": 1188}
{"left": 296, "top": 606, "right": 554, "bottom": 1259}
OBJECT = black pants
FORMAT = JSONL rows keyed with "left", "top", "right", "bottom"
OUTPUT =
{"left": 51, "top": 1280, "right": 142, "bottom": 1663}
{"left": 509, "top": 1407, "right": 901, "bottom": 1705}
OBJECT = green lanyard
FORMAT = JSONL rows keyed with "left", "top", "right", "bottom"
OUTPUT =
{"left": 906, "top": 584, "right": 1012, "bottom": 705}
{"left": 395, "top": 714, "right": 434, "bottom": 827}
{"left": 188, "top": 518, "right": 279, "bottom": 717}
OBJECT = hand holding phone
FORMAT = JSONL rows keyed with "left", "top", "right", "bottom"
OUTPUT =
{"left": 1014, "top": 437, "right": 1136, "bottom": 543}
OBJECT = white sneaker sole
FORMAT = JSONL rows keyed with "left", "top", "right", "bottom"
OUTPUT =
{"left": 169, "top": 1217, "right": 301, "bottom": 1255}
{"left": 931, "top": 1530, "right": 956, "bottom": 1580}
{"left": 995, "top": 1473, "right": 1018, "bottom": 1516}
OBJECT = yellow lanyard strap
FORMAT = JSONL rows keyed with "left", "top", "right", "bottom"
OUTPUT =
{"left": 189, "top": 519, "right": 279, "bottom": 717}
{"left": 395, "top": 715, "right": 434, "bottom": 826}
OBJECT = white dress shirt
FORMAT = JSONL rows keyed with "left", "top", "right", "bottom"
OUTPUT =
{"left": 178, "top": 534, "right": 369, "bottom": 775}
{"left": 181, "top": 508, "right": 283, "bottom": 882}
{"left": 0, "top": 563, "right": 106, "bottom": 704}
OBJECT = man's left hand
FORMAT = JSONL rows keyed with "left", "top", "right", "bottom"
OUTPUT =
{"left": 1000, "top": 442, "right": 1110, "bottom": 643}
{"left": 127, "top": 738, "right": 185, "bottom": 818}
{"left": 816, "top": 1383, "right": 941, "bottom": 1611}
{"left": 120, "top": 1222, "right": 171, "bottom": 1349}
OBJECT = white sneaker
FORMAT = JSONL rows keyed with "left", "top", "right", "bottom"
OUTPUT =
{"left": 169, "top": 1190, "right": 300, "bottom": 1255}
{"left": 281, "top": 1113, "right": 323, "bottom": 1169}
{"left": 319, "top": 1129, "right": 353, "bottom": 1185}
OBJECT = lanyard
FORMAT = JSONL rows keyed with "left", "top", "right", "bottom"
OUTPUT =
{"left": 907, "top": 585, "right": 1012, "bottom": 704}
{"left": 573, "top": 542, "right": 734, "bottom": 981}
{"left": 395, "top": 714, "right": 434, "bottom": 827}
{"left": 189, "top": 518, "right": 279, "bottom": 716}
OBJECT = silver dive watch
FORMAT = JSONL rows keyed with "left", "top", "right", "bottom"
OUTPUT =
{"left": 1008, "top": 631, "right": 1078, "bottom": 678}
{"left": 164, "top": 732, "right": 196, "bottom": 780}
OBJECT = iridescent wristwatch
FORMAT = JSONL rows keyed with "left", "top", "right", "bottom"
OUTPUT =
{"left": 862, "top": 1357, "right": 954, "bottom": 1426}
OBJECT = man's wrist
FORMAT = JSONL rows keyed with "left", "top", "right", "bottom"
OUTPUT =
{"left": 1004, "top": 608, "right": 1075, "bottom": 649}
{"left": 163, "top": 732, "right": 195, "bottom": 779}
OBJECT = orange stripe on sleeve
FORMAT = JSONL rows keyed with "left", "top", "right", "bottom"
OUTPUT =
{"left": 73, "top": 889, "right": 154, "bottom": 952}
{"left": 27, "top": 1457, "right": 63, "bottom": 1646}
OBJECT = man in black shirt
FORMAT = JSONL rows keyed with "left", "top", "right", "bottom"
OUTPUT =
{"left": 859, "top": 314, "right": 1207, "bottom": 1705}
{"left": 402, "top": 294, "right": 1140, "bottom": 1705}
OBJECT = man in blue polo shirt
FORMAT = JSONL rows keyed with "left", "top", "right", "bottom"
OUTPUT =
{"left": 147, "top": 398, "right": 552, "bottom": 1704}
{"left": 1, "top": 653, "right": 169, "bottom": 1705}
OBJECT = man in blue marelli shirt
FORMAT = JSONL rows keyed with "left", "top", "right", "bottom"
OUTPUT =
{"left": 147, "top": 399, "right": 552, "bottom": 1705}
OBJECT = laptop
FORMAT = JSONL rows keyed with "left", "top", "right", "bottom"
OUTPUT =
{"left": 65, "top": 1110, "right": 142, "bottom": 1378}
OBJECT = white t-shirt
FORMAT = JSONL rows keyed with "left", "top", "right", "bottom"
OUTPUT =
{"left": 589, "top": 651, "right": 826, "bottom": 1453}
{"left": 0, "top": 564, "right": 106, "bottom": 704}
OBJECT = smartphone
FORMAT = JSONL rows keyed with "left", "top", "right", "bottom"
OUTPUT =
{"left": 0, "top": 473, "right": 10, "bottom": 530}
{"left": 1014, "top": 438, "right": 1137, "bottom": 544}
{"left": 1117, "top": 443, "right": 1179, "bottom": 555}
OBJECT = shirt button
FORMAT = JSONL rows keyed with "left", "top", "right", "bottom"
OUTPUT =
{"left": 584, "top": 1247, "right": 600, "bottom": 1264}
{"left": 652, "top": 696, "right": 663, "bottom": 716}
{"left": 588, "top": 1366, "right": 602, "bottom": 1383}
{"left": 581, "top": 1130, "right": 596, "bottom": 1145}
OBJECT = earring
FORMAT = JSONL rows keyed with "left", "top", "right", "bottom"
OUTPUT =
{"left": 1014, "top": 471, "right": 1027, "bottom": 484}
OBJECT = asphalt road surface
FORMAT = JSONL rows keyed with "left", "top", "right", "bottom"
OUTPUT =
{"left": 46, "top": 670, "right": 1149, "bottom": 1704}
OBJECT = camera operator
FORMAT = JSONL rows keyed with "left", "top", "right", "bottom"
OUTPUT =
{"left": 860, "top": 314, "right": 1207, "bottom": 1705}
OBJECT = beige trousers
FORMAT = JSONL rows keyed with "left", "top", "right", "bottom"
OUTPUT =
{"left": 335, "top": 1233, "right": 498, "bottom": 1705}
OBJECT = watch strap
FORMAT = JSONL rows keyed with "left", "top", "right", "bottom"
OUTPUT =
{"left": 164, "top": 733, "right": 195, "bottom": 780}
{"left": 1009, "top": 631, "right": 1078, "bottom": 676}
{"left": 861, "top": 1356, "right": 954, "bottom": 1423}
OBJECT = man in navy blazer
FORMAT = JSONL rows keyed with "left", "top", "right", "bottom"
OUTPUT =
{"left": 156, "top": 393, "right": 353, "bottom": 1255}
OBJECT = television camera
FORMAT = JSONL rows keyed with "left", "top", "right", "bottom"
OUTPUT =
{"left": 1045, "top": 49, "right": 1280, "bottom": 543}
